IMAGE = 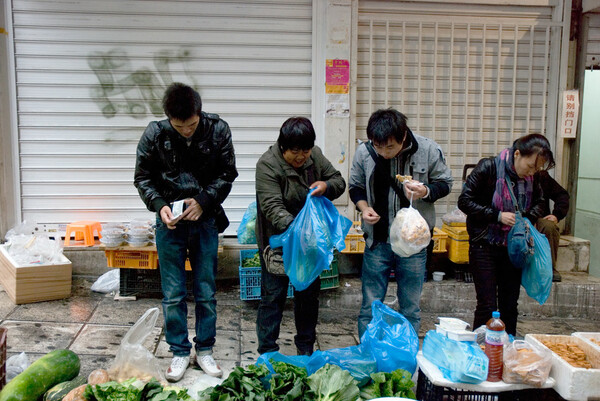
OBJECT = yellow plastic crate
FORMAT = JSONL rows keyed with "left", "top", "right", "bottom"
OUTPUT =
{"left": 432, "top": 227, "right": 448, "bottom": 253}
{"left": 442, "top": 223, "right": 469, "bottom": 264}
{"left": 341, "top": 221, "right": 366, "bottom": 254}
{"left": 104, "top": 248, "right": 191, "bottom": 270}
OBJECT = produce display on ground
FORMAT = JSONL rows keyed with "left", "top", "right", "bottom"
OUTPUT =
{"left": 0, "top": 348, "right": 415, "bottom": 401}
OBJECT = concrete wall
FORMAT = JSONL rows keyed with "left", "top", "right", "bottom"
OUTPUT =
{"left": 574, "top": 70, "right": 600, "bottom": 278}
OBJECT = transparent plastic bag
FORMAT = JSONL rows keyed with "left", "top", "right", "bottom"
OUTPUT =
{"left": 237, "top": 201, "right": 257, "bottom": 244}
{"left": 390, "top": 206, "right": 431, "bottom": 257}
{"left": 503, "top": 340, "right": 552, "bottom": 387}
{"left": 108, "top": 307, "right": 165, "bottom": 383}
{"left": 91, "top": 269, "right": 120, "bottom": 294}
{"left": 269, "top": 190, "right": 352, "bottom": 291}
{"left": 441, "top": 207, "right": 467, "bottom": 226}
{"left": 6, "top": 352, "right": 29, "bottom": 383}
{"left": 422, "top": 330, "right": 489, "bottom": 384}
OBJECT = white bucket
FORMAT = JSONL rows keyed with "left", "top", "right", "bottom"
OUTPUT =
{"left": 432, "top": 271, "right": 445, "bottom": 281}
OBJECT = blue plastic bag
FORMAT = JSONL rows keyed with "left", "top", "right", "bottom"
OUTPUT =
{"left": 422, "top": 330, "right": 489, "bottom": 384}
{"left": 359, "top": 300, "right": 419, "bottom": 374}
{"left": 308, "top": 346, "right": 377, "bottom": 386}
{"left": 256, "top": 351, "right": 311, "bottom": 375}
{"left": 521, "top": 219, "right": 553, "bottom": 305}
{"left": 269, "top": 190, "right": 352, "bottom": 291}
{"left": 237, "top": 201, "right": 257, "bottom": 244}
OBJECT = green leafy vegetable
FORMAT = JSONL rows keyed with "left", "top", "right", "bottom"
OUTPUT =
{"left": 83, "top": 378, "right": 192, "bottom": 401}
{"left": 359, "top": 368, "right": 416, "bottom": 400}
{"left": 267, "top": 361, "right": 313, "bottom": 401}
{"left": 307, "top": 364, "right": 360, "bottom": 401}
{"left": 197, "top": 364, "right": 270, "bottom": 401}
{"left": 242, "top": 253, "right": 261, "bottom": 267}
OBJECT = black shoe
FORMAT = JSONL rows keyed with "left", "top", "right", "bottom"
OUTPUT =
{"left": 296, "top": 347, "right": 313, "bottom": 356}
{"left": 552, "top": 270, "right": 562, "bottom": 282}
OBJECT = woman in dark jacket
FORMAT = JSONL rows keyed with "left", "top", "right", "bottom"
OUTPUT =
{"left": 255, "top": 117, "right": 346, "bottom": 355}
{"left": 457, "top": 134, "right": 555, "bottom": 335}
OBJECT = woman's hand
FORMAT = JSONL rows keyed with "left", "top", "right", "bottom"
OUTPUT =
{"left": 500, "top": 212, "right": 516, "bottom": 226}
{"left": 309, "top": 181, "right": 328, "bottom": 197}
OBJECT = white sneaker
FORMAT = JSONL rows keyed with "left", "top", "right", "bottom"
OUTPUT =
{"left": 165, "top": 355, "right": 190, "bottom": 382}
{"left": 197, "top": 354, "right": 223, "bottom": 378}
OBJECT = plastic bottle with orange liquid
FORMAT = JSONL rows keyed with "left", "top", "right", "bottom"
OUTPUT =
{"left": 484, "top": 311, "right": 506, "bottom": 382}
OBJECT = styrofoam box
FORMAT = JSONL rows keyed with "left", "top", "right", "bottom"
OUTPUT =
{"left": 572, "top": 332, "right": 600, "bottom": 354}
{"left": 525, "top": 334, "right": 600, "bottom": 401}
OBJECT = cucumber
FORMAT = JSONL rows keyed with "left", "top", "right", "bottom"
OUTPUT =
{"left": 0, "top": 349, "right": 80, "bottom": 401}
{"left": 43, "top": 375, "right": 86, "bottom": 401}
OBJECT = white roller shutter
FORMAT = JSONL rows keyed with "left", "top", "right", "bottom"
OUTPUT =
{"left": 353, "top": 0, "right": 568, "bottom": 219}
{"left": 10, "top": 0, "right": 312, "bottom": 234}
{"left": 586, "top": 12, "right": 600, "bottom": 68}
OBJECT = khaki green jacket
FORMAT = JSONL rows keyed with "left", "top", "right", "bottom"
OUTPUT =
{"left": 255, "top": 143, "right": 346, "bottom": 251}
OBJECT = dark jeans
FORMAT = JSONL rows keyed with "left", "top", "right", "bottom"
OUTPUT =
{"left": 155, "top": 217, "right": 219, "bottom": 357}
{"left": 256, "top": 250, "right": 320, "bottom": 355}
{"left": 470, "top": 241, "right": 522, "bottom": 335}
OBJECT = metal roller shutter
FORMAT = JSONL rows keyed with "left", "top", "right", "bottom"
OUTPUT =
{"left": 10, "top": 0, "right": 312, "bottom": 234}
{"left": 586, "top": 12, "right": 600, "bottom": 68}
{"left": 353, "top": 0, "right": 569, "bottom": 220}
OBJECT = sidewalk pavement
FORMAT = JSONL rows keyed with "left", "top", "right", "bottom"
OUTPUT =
{"left": 0, "top": 275, "right": 598, "bottom": 389}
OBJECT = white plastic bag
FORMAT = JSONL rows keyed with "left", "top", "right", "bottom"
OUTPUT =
{"left": 390, "top": 206, "right": 431, "bottom": 257}
{"left": 6, "top": 352, "right": 29, "bottom": 382}
{"left": 91, "top": 269, "right": 120, "bottom": 294}
{"left": 108, "top": 307, "right": 165, "bottom": 383}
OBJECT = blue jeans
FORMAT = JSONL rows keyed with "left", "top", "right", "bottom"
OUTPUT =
{"left": 155, "top": 217, "right": 218, "bottom": 357}
{"left": 358, "top": 242, "right": 427, "bottom": 339}
{"left": 256, "top": 249, "right": 320, "bottom": 355}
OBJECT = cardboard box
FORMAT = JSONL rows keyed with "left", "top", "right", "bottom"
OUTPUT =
{"left": 0, "top": 244, "right": 72, "bottom": 304}
{"left": 525, "top": 333, "right": 600, "bottom": 400}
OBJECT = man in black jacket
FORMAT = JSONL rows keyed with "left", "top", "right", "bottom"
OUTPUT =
{"left": 535, "top": 170, "right": 570, "bottom": 282}
{"left": 134, "top": 83, "right": 237, "bottom": 382}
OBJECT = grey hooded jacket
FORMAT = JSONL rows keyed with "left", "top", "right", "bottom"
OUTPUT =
{"left": 349, "top": 133, "right": 453, "bottom": 248}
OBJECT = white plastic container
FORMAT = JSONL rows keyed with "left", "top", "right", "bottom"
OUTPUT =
{"left": 438, "top": 317, "right": 470, "bottom": 331}
{"left": 432, "top": 271, "right": 445, "bottom": 281}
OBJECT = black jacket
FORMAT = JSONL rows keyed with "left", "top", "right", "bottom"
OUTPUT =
{"left": 537, "top": 170, "right": 570, "bottom": 221}
{"left": 134, "top": 112, "right": 238, "bottom": 231}
{"left": 457, "top": 157, "right": 545, "bottom": 243}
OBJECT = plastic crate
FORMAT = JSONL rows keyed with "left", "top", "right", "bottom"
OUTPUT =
{"left": 416, "top": 368, "right": 561, "bottom": 401}
{"left": 0, "top": 327, "right": 6, "bottom": 391}
{"left": 341, "top": 234, "right": 366, "bottom": 253}
{"left": 239, "top": 249, "right": 294, "bottom": 301}
{"left": 119, "top": 268, "right": 193, "bottom": 298}
{"left": 432, "top": 227, "right": 448, "bottom": 253}
{"left": 320, "top": 275, "right": 340, "bottom": 290}
{"left": 105, "top": 249, "right": 158, "bottom": 269}
{"left": 239, "top": 265, "right": 294, "bottom": 301}
{"left": 319, "top": 253, "right": 339, "bottom": 279}
{"left": 442, "top": 223, "right": 469, "bottom": 264}
{"left": 105, "top": 249, "right": 191, "bottom": 270}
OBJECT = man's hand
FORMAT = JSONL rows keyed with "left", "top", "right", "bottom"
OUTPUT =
{"left": 403, "top": 180, "right": 427, "bottom": 200}
{"left": 542, "top": 214, "right": 559, "bottom": 223}
{"left": 357, "top": 201, "right": 380, "bottom": 224}
{"left": 181, "top": 198, "right": 203, "bottom": 221}
{"left": 309, "top": 181, "right": 328, "bottom": 197}
{"left": 500, "top": 212, "right": 516, "bottom": 226}
{"left": 160, "top": 205, "right": 178, "bottom": 230}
